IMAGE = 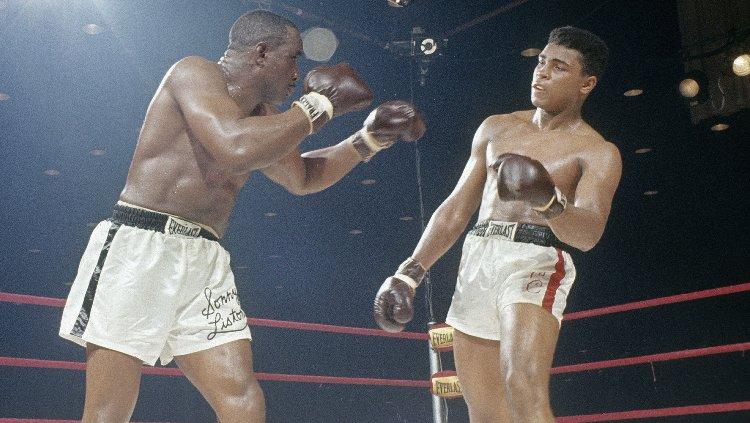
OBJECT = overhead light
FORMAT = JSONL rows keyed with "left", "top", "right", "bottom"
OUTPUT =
{"left": 387, "top": 0, "right": 410, "bottom": 7}
{"left": 711, "top": 123, "right": 729, "bottom": 132}
{"left": 635, "top": 148, "right": 652, "bottom": 154}
{"left": 83, "top": 24, "right": 103, "bottom": 35}
{"left": 521, "top": 48, "right": 541, "bottom": 57}
{"left": 420, "top": 38, "right": 437, "bottom": 55}
{"left": 0, "top": 92, "right": 9, "bottom": 101}
{"left": 732, "top": 54, "right": 750, "bottom": 77}
{"left": 89, "top": 149, "right": 106, "bottom": 156}
{"left": 399, "top": 216, "right": 414, "bottom": 221}
{"left": 349, "top": 229, "right": 363, "bottom": 235}
{"left": 679, "top": 70, "right": 708, "bottom": 104}
{"left": 43, "top": 169, "right": 60, "bottom": 176}
{"left": 360, "top": 179, "right": 376, "bottom": 185}
{"left": 28, "top": 249, "right": 42, "bottom": 254}
{"left": 302, "top": 27, "right": 338, "bottom": 62}
{"left": 264, "top": 212, "right": 277, "bottom": 218}
{"left": 623, "top": 89, "right": 643, "bottom": 97}
{"left": 643, "top": 190, "right": 658, "bottom": 196}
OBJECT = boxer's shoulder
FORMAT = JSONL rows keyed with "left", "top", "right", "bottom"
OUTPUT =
{"left": 165, "top": 56, "right": 225, "bottom": 89}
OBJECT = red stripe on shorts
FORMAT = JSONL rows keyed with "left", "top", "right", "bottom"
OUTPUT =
{"left": 542, "top": 249, "right": 565, "bottom": 312}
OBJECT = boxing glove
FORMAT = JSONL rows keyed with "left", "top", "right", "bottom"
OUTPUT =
{"left": 373, "top": 258, "right": 426, "bottom": 333}
{"left": 492, "top": 153, "right": 567, "bottom": 216}
{"left": 294, "top": 63, "right": 373, "bottom": 134}
{"left": 351, "top": 101, "right": 427, "bottom": 161}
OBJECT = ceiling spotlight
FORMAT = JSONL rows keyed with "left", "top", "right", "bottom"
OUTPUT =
{"left": 360, "top": 179, "right": 376, "bottom": 185}
{"left": 623, "top": 89, "right": 643, "bottom": 97}
{"left": 0, "top": 92, "right": 9, "bottom": 101}
{"left": 732, "top": 53, "right": 750, "bottom": 77}
{"left": 388, "top": 0, "right": 410, "bottom": 7}
{"left": 421, "top": 38, "right": 437, "bottom": 55}
{"left": 302, "top": 27, "right": 338, "bottom": 62}
{"left": 43, "top": 169, "right": 60, "bottom": 176}
{"left": 679, "top": 78, "right": 700, "bottom": 98}
{"left": 643, "top": 190, "right": 659, "bottom": 196}
{"left": 349, "top": 229, "right": 363, "bottom": 235}
{"left": 634, "top": 148, "right": 652, "bottom": 154}
{"left": 521, "top": 48, "right": 541, "bottom": 57}
{"left": 678, "top": 70, "right": 709, "bottom": 104}
{"left": 711, "top": 123, "right": 729, "bottom": 132}
{"left": 89, "top": 148, "right": 106, "bottom": 156}
{"left": 399, "top": 216, "right": 414, "bottom": 221}
{"left": 264, "top": 212, "right": 277, "bottom": 218}
{"left": 83, "top": 24, "right": 103, "bottom": 35}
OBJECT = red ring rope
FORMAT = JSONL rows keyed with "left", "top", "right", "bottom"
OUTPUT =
{"left": 0, "top": 356, "right": 431, "bottom": 388}
{"left": 555, "top": 401, "right": 750, "bottom": 422}
{"left": 3, "top": 281, "right": 747, "bottom": 333}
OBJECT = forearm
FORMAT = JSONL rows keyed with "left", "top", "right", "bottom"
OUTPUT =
{"left": 411, "top": 203, "right": 474, "bottom": 270}
{"left": 296, "top": 133, "right": 363, "bottom": 194}
{"left": 545, "top": 205, "right": 605, "bottom": 252}
{"left": 228, "top": 107, "right": 312, "bottom": 172}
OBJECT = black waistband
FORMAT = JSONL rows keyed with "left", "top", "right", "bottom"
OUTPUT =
{"left": 110, "top": 204, "right": 219, "bottom": 241}
{"left": 468, "top": 220, "right": 567, "bottom": 250}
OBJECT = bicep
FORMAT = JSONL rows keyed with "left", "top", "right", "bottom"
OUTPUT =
{"left": 574, "top": 144, "right": 622, "bottom": 218}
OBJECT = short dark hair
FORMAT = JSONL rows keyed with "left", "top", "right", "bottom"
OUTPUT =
{"left": 548, "top": 26, "right": 609, "bottom": 79}
{"left": 228, "top": 10, "right": 297, "bottom": 51}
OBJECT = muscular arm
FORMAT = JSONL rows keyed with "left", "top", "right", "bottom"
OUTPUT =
{"left": 261, "top": 132, "right": 363, "bottom": 195}
{"left": 168, "top": 56, "right": 311, "bottom": 173}
{"left": 547, "top": 142, "right": 622, "bottom": 251}
{"left": 410, "top": 117, "right": 493, "bottom": 269}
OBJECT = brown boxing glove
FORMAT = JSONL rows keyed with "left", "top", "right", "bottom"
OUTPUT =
{"left": 293, "top": 63, "right": 373, "bottom": 134}
{"left": 491, "top": 153, "right": 567, "bottom": 218}
{"left": 373, "top": 258, "right": 427, "bottom": 333}
{"left": 351, "top": 100, "right": 427, "bottom": 162}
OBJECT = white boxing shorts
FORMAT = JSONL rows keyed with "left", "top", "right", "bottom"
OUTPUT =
{"left": 446, "top": 220, "right": 576, "bottom": 341}
{"left": 59, "top": 202, "right": 251, "bottom": 365}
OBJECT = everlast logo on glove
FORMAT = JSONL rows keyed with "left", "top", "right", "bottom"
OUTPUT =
{"left": 166, "top": 216, "right": 202, "bottom": 238}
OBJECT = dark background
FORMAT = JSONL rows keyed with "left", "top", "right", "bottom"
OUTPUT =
{"left": 0, "top": 0, "right": 748, "bottom": 421}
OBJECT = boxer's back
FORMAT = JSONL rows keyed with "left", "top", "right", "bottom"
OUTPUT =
{"left": 119, "top": 57, "right": 251, "bottom": 236}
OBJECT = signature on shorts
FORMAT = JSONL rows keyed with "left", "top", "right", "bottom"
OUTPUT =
{"left": 201, "top": 287, "right": 248, "bottom": 340}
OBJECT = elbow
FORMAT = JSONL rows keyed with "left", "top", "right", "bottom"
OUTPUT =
{"left": 574, "top": 228, "right": 604, "bottom": 252}
{"left": 284, "top": 180, "right": 325, "bottom": 196}
{"left": 433, "top": 203, "right": 473, "bottom": 231}
{"left": 286, "top": 186, "right": 314, "bottom": 196}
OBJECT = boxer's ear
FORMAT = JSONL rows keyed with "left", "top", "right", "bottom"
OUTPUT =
{"left": 254, "top": 42, "right": 268, "bottom": 66}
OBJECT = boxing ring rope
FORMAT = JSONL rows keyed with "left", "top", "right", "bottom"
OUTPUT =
{"left": 3, "top": 280, "right": 748, "bottom": 325}
{"left": 2, "top": 337, "right": 748, "bottom": 382}
{"left": 563, "top": 281, "right": 750, "bottom": 320}
{"left": 1, "top": 280, "right": 748, "bottom": 420}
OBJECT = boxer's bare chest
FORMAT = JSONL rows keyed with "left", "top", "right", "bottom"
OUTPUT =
{"left": 476, "top": 116, "right": 593, "bottom": 223}
{"left": 486, "top": 121, "right": 585, "bottom": 196}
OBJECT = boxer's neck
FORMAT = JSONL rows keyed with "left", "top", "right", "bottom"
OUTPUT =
{"left": 532, "top": 107, "right": 583, "bottom": 133}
